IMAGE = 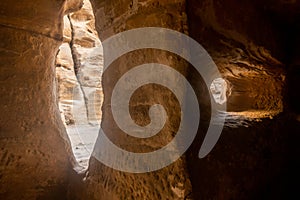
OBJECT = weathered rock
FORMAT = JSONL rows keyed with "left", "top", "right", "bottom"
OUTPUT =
{"left": 55, "top": 0, "right": 103, "bottom": 170}
{"left": 86, "top": 0, "right": 300, "bottom": 199}
{"left": 69, "top": 0, "right": 103, "bottom": 125}
{"left": 56, "top": 0, "right": 103, "bottom": 128}
{"left": 56, "top": 42, "right": 78, "bottom": 125}
{"left": 64, "top": 0, "right": 84, "bottom": 15}
{"left": 0, "top": 0, "right": 81, "bottom": 199}
{"left": 1, "top": 0, "right": 300, "bottom": 199}
{"left": 185, "top": 1, "right": 299, "bottom": 199}
{"left": 83, "top": 0, "right": 193, "bottom": 199}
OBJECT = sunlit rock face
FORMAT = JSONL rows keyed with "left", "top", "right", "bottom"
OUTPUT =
{"left": 66, "top": 0, "right": 103, "bottom": 125}
{"left": 0, "top": 0, "right": 300, "bottom": 199}
{"left": 55, "top": 0, "right": 103, "bottom": 168}
{"left": 210, "top": 78, "right": 228, "bottom": 105}
{"left": 56, "top": 0, "right": 103, "bottom": 126}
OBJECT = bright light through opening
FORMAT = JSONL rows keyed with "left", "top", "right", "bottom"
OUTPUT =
{"left": 210, "top": 78, "right": 228, "bottom": 105}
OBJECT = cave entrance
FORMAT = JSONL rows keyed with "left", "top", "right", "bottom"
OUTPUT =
{"left": 55, "top": 0, "right": 103, "bottom": 169}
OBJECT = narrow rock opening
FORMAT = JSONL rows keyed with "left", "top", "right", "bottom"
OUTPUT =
{"left": 210, "top": 77, "right": 229, "bottom": 105}
{"left": 55, "top": 0, "right": 103, "bottom": 170}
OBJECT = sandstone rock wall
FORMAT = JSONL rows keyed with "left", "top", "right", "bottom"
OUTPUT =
{"left": 187, "top": 0, "right": 286, "bottom": 114}
{"left": 85, "top": 0, "right": 300, "bottom": 199}
{"left": 0, "top": 0, "right": 83, "bottom": 199}
{"left": 185, "top": 1, "right": 300, "bottom": 199}
{"left": 55, "top": 0, "right": 103, "bottom": 168}
{"left": 83, "top": 0, "right": 194, "bottom": 199}
{"left": 0, "top": 0, "right": 299, "bottom": 199}
{"left": 56, "top": 0, "right": 103, "bottom": 126}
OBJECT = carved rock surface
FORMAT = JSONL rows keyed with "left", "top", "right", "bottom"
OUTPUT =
{"left": 0, "top": 0, "right": 83, "bottom": 199}
{"left": 0, "top": 0, "right": 300, "bottom": 200}
{"left": 55, "top": 0, "right": 103, "bottom": 168}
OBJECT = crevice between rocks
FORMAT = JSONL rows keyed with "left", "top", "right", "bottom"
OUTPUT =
{"left": 67, "top": 14, "right": 91, "bottom": 122}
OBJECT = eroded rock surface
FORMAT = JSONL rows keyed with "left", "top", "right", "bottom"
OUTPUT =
{"left": 0, "top": 0, "right": 83, "bottom": 199}
{"left": 55, "top": 0, "right": 103, "bottom": 168}
{"left": 84, "top": 0, "right": 300, "bottom": 199}
{"left": 0, "top": 0, "right": 300, "bottom": 199}
{"left": 83, "top": 0, "right": 193, "bottom": 199}
{"left": 56, "top": 0, "right": 103, "bottom": 126}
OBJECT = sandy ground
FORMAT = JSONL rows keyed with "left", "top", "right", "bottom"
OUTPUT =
{"left": 66, "top": 124, "right": 100, "bottom": 168}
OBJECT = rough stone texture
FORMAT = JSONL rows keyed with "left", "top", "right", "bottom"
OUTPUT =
{"left": 55, "top": 0, "right": 103, "bottom": 168}
{"left": 0, "top": 0, "right": 300, "bottom": 199}
{"left": 86, "top": 0, "right": 300, "bottom": 199}
{"left": 56, "top": 41, "right": 78, "bottom": 126}
{"left": 83, "top": 0, "right": 193, "bottom": 199}
{"left": 0, "top": 0, "right": 83, "bottom": 199}
{"left": 184, "top": 0, "right": 300, "bottom": 199}
{"left": 56, "top": 0, "right": 103, "bottom": 126}
{"left": 68, "top": 0, "right": 103, "bottom": 125}
{"left": 187, "top": 0, "right": 286, "bottom": 114}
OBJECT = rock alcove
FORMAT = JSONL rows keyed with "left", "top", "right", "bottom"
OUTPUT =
{"left": 0, "top": 0, "right": 300, "bottom": 199}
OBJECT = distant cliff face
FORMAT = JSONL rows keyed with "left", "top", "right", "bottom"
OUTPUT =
{"left": 56, "top": 0, "right": 103, "bottom": 126}
{"left": 85, "top": 0, "right": 300, "bottom": 199}
{"left": 0, "top": 0, "right": 300, "bottom": 199}
{"left": 55, "top": 0, "right": 103, "bottom": 169}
